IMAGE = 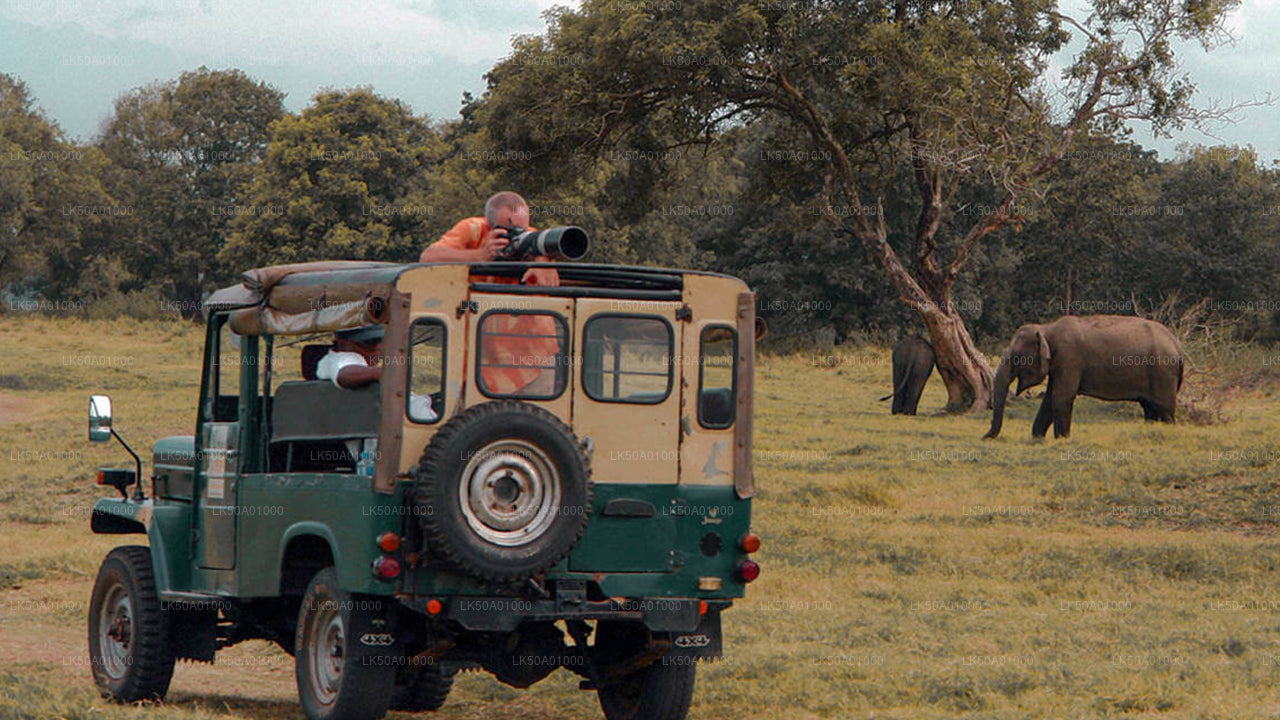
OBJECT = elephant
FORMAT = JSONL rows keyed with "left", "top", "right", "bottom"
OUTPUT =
{"left": 879, "top": 335, "right": 935, "bottom": 415}
{"left": 983, "top": 315, "right": 1183, "bottom": 439}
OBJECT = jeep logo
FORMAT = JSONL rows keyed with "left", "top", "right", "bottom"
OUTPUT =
{"left": 674, "top": 634, "right": 711, "bottom": 648}
{"left": 360, "top": 633, "right": 395, "bottom": 647}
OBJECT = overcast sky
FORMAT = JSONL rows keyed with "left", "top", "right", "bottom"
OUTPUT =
{"left": 2, "top": 0, "right": 1277, "bottom": 163}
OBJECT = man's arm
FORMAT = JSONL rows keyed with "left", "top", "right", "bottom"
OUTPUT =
{"left": 421, "top": 218, "right": 510, "bottom": 262}
{"left": 335, "top": 364, "right": 382, "bottom": 388}
{"left": 521, "top": 259, "right": 560, "bottom": 287}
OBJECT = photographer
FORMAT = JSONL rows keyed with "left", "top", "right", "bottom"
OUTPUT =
{"left": 419, "top": 191, "right": 559, "bottom": 286}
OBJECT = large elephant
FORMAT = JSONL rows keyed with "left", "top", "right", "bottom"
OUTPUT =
{"left": 984, "top": 315, "right": 1183, "bottom": 439}
{"left": 879, "top": 335, "right": 935, "bottom": 415}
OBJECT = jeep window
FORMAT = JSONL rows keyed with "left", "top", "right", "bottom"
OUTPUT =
{"left": 408, "top": 319, "right": 446, "bottom": 423}
{"left": 582, "top": 315, "right": 672, "bottom": 404}
{"left": 209, "top": 316, "right": 242, "bottom": 422}
{"left": 698, "top": 326, "right": 737, "bottom": 429}
{"left": 476, "top": 311, "right": 569, "bottom": 400}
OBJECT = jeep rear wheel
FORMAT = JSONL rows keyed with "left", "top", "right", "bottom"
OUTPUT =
{"left": 414, "top": 401, "right": 592, "bottom": 581}
{"left": 295, "top": 568, "right": 395, "bottom": 720}
{"left": 597, "top": 659, "right": 697, "bottom": 720}
{"left": 88, "top": 546, "right": 176, "bottom": 702}
{"left": 389, "top": 661, "right": 455, "bottom": 712}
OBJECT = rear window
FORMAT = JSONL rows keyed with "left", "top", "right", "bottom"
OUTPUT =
{"left": 477, "top": 311, "right": 569, "bottom": 399}
{"left": 698, "top": 326, "right": 737, "bottom": 428}
{"left": 581, "top": 315, "right": 673, "bottom": 404}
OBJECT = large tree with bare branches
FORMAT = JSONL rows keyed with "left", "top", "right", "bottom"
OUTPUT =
{"left": 478, "top": 0, "right": 1247, "bottom": 411}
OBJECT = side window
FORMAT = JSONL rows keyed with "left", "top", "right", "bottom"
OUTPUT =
{"left": 582, "top": 315, "right": 672, "bottom": 404}
{"left": 408, "top": 319, "right": 446, "bottom": 423}
{"left": 698, "top": 326, "right": 737, "bottom": 429}
{"left": 477, "top": 311, "right": 569, "bottom": 399}
{"left": 213, "top": 317, "right": 242, "bottom": 422}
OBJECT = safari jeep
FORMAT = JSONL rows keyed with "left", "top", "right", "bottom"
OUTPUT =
{"left": 85, "top": 259, "right": 760, "bottom": 720}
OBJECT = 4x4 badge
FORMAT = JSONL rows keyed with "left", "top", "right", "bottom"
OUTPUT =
{"left": 360, "top": 633, "right": 395, "bottom": 646}
{"left": 674, "top": 634, "right": 711, "bottom": 648}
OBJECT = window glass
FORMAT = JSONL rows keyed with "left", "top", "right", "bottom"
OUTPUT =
{"left": 698, "top": 326, "right": 736, "bottom": 429}
{"left": 477, "top": 311, "right": 568, "bottom": 399}
{"left": 211, "top": 318, "right": 242, "bottom": 422}
{"left": 582, "top": 316, "right": 672, "bottom": 403}
{"left": 408, "top": 320, "right": 446, "bottom": 423}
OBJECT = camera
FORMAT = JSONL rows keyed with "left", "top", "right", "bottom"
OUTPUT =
{"left": 495, "top": 226, "right": 589, "bottom": 261}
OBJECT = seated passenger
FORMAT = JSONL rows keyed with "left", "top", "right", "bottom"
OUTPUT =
{"left": 317, "top": 325, "right": 436, "bottom": 420}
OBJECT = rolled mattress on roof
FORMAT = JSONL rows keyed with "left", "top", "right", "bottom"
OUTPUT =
{"left": 225, "top": 261, "right": 398, "bottom": 336}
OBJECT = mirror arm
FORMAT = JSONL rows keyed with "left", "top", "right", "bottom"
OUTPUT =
{"left": 111, "top": 427, "right": 145, "bottom": 501}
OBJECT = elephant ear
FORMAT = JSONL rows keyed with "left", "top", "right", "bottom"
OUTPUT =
{"left": 1036, "top": 330, "right": 1051, "bottom": 376}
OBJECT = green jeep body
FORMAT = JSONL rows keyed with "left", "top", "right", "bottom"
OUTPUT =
{"left": 86, "top": 260, "right": 760, "bottom": 720}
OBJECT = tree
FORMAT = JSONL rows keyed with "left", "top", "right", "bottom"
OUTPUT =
{"left": 475, "top": 0, "right": 1247, "bottom": 411}
{"left": 0, "top": 73, "right": 116, "bottom": 300}
{"left": 221, "top": 87, "right": 441, "bottom": 269}
{"left": 98, "top": 67, "right": 286, "bottom": 313}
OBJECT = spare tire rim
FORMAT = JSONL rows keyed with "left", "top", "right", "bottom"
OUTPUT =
{"left": 460, "top": 438, "right": 562, "bottom": 547}
{"left": 98, "top": 582, "right": 132, "bottom": 681}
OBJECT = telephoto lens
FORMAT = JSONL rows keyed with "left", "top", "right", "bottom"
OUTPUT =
{"left": 498, "top": 226, "right": 589, "bottom": 261}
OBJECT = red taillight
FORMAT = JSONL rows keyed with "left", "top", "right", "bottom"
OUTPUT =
{"left": 372, "top": 556, "right": 401, "bottom": 580}
{"left": 377, "top": 532, "right": 401, "bottom": 553}
{"left": 740, "top": 533, "right": 761, "bottom": 554}
{"left": 95, "top": 470, "right": 105, "bottom": 485}
{"left": 699, "top": 601, "right": 708, "bottom": 616}
{"left": 738, "top": 559, "right": 760, "bottom": 583}
{"left": 426, "top": 599, "right": 443, "bottom": 615}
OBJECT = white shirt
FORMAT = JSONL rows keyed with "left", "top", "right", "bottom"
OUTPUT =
{"left": 314, "top": 349, "right": 437, "bottom": 422}
{"left": 315, "top": 350, "right": 368, "bottom": 387}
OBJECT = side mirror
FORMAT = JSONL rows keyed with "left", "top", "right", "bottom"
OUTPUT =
{"left": 89, "top": 395, "right": 113, "bottom": 443}
{"left": 754, "top": 317, "right": 768, "bottom": 342}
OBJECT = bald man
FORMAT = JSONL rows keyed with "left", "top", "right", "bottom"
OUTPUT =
{"left": 420, "top": 191, "right": 559, "bottom": 287}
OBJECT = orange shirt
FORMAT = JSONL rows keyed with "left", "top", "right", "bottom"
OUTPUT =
{"left": 429, "top": 217, "right": 562, "bottom": 395}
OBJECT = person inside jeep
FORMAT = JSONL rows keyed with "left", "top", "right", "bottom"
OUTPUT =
{"left": 418, "top": 191, "right": 559, "bottom": 287}
{"left": 316, "top": 325, "right": 383, "bottom": 389}
{"left": 317, "top": 325, "right": 436, "bottom": 420}
{"left": 421, "top": 191, "right": 564, "bottom": 397}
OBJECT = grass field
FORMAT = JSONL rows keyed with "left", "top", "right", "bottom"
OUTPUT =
{"left": 6, "top": 317, "right": 1280, "bottom": 719}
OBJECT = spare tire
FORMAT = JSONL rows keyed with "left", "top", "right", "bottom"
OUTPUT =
{"left": 414, "top": 401, "right": 592, "bottom": 581}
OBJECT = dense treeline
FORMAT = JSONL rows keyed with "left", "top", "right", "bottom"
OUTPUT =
{"left": 2, "top": 63, "right": 1277, "bottom": 348}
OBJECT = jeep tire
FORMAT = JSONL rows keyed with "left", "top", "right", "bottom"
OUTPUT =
{"left": 389, "top": 661, "right": 455, "bottom": 712}
{"left": 295, "top": 568, "right": 395, "bottom": 720}
{"left": 88, "top": 546, "right": 177, "bottom": 702}
{"left": 597, "top": 657, "right": 697, "bottom": 720}
{"left": 414, "top": 401, "right": 592, "bottom": 581}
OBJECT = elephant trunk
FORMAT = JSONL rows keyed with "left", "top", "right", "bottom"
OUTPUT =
{"left": 984, "top": 355, "right": 1012, "bottom": 439}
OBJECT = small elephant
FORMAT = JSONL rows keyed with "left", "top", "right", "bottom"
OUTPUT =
{"left": 984, "top": 315, "right": 1183, "bottom": 439}
{"left": 879, "top": 335, "right": 935, "bottom": 415}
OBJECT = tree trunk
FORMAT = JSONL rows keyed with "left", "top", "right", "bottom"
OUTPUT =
{"left": 918, "top": 298, "right": 995, "bottom": 413}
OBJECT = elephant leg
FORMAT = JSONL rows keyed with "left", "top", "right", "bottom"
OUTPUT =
{"left": 904, "top": 375, "right": 924, "bottom": 415}
{"left": 1138, "top": 399, "right": 1159, "bottom": 421}
{"left": 1052, "top": 394, "right": 1076, "bottom": 438}
{"left": 1031, "top": 393, "right": 1053, "bottom": 438}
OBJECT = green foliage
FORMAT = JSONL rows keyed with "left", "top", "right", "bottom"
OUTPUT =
{"left": 220, "top": 87, "right": 440, "bottom": 268}
{"left": 0, "top": 74, "right": 116, "bottom": 300}
{"left": 97, "top": 67, "right": 286, "bottom": 313}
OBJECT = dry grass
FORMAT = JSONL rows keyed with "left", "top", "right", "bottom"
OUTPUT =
{"left": 5, "top": 318, "right": 1280, "bottom": 719}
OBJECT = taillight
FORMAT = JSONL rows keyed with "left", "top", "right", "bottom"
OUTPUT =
{"left": 738, "top": 558, "right": 760, "bottom": 583}
{"left": 372, "top": 556, "right": 401, "bottom": 580}
{"left": 426, "top": 599, "right": 443, "bottom": 615}
{"left": 740, "top": 533, "right": 761, "bottom": 554}
{"left": 377, "top": 532, "right": 400, "bottom": 553}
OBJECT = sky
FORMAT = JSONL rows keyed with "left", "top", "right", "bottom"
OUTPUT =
{"left": 1, "top": 0, "right": 1278, "bottom": 163}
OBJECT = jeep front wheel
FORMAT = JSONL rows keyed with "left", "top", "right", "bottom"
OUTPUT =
{"left": 414, "top": 401, "right": 592, "bottom": 581}
{"left": 88, "top": 546, "right": 176, "bottom": 702}
{"left": 295, "top": 568, "right": 395, "bottom": 720}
